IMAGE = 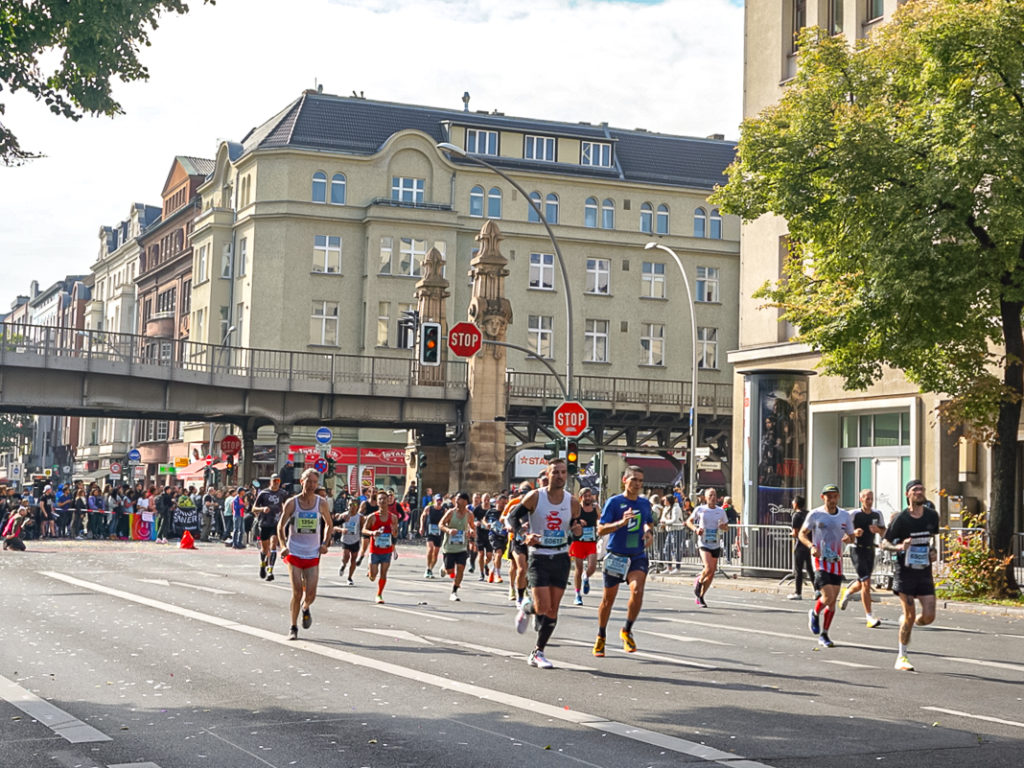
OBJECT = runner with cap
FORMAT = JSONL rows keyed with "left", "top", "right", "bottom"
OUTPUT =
{"left": 799, "top": 483, "right": 855, "bottom": 648}
{"left": 253, "top": 474, "right": 287, "bottom": 582}
{"left": 277, "top": 468, "right": 333, "bottom": 640}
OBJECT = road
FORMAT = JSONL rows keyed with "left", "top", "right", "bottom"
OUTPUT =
{"left": 2, "top": 540, "right": 1023, "bottom": 768}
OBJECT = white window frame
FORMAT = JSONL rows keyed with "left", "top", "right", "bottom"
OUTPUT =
{"left": 194, "top": 307, "right": 205, "bottom": 344}
{"left": 311, "top": 300, "right": 339, "bottom": 346}
{"left": 584, "top": 319, "right": 609, "bottom": 363}
{"left": 330, "top": 173, "right": 346, "bottom": 205}
{"left": 656, "top": 204, "right": 669, "bottom": 235}
{"left": 196, "top": 244, "right": 208, "bottom": 283}
{"left": 697, "top": 326, "right": 718, "bottom": 369}
{"left": 378, "top": 237, "right": 393, "bottom": 275}
{"left": 377, "top": 301, "right": 390, "bottom": 347}
{"left": 469, "top": 185, "right": 484, "bottom": 217}
{"left": 524, "top": 135, "right": 556, "bottom": 162}
{"left": 710, "top": 208, "right": 723, "bottom": 240}
{"left": 581, "top": 141, "right": 612, "bottom": 167}
{"left": 640, "top": 203, "right": 653, "bottom": 234}
{"left": 313, "top": 235, "right": 342, "bottom": 274}
{"left": 584, "top": 197, "right": 598, "bottom": 228}
{"left": 545, "top": 193, "right": 559, "bottom": 224}
{"left": 529, "top": 252, "right": 555, "bottom": 291}
{"left": 397, "top": 302, "right": 415, "bottom": 349}
{"left": 641, "top": 261, "right": 666, "bottom": 299}
{"left": 528, "top": 315, "right": 553, "bottom": 359}
{"left": 586, "top": 258, "right": 610, "bottom": 295}
{"left": 237, "top": 237, "right": 248, "bottom": 276}
{"left": 466, "top": 129, "right": 498, "bottom": 155}
{"left": 220, "top": 246, "right": 232, "bottom": 279}
{"left": 694, "top": 207, "right": 707, "bottom": 238}
{"left": 487, "top": 187, "right": 502, "bottom": 218}
{"left": 640, "top": 323, "right": 665, "bottom": 366}
{"left": 696, "top": 266, "right": 720, "bottom": 303}
{"left": 601, "top": 199, "right": 615, "bottom": 229}
{"left": 391, "top": 176, "right": 425, "bottom": 204}
{"left": 312, "top": 171, "right": 327, "bottom": 203}
{"left": 398, "top": 237, "right": 427, "bottom": 277}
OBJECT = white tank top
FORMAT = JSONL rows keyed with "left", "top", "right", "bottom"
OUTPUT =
{"left": 528, "top": 488, "right": 572, "bottom": 556}
{"left": 287, "top": 494, "right": 323, "bottom": 559}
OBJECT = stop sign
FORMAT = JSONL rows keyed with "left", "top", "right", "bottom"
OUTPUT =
{"left": 448, "top": 321, "right": 482, "bottom": 357}
{"left": 553, "top": 401, "right": 589, "bottom": 438}
{"left": 221, "top": 435, "right": 242, "bottom": 454}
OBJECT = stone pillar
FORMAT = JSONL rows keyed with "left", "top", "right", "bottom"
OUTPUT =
{"left": 463, "top": 220, "right": 513, "bottom": 492}
{"left": 414, "top": 247, "right": 450, "bottom": 387}
{"left": 242, "top": 429, "right": 256, "bottom": 487}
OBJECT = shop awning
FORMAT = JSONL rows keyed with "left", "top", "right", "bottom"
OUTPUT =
{"left": 697, "top": 469, "right": 728, "bottom": 489}
{"left": 176, "top": 459, "right": 209, "bottom": 478}
{"left": 623, "top": 456, "right": 683, "bottom": 486}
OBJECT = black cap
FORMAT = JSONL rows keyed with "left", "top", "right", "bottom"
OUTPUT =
{"left": 905, "top": 479, "right": 923, "bottom": 494}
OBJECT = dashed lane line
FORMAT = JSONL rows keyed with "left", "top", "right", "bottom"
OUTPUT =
{"left": 0, "top": 673, "right": 111, "bottom": 743}
{"left": 921, "top": 707, "right": 1024, "bottom": 730}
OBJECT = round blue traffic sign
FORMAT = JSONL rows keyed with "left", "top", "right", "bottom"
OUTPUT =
{"left": 313, "top": 458, "right": 328, "bottom": 473}
{"left": 127, "top": 449, "right": 142, "bottom": 462}
{"left": 315, "top": 427, "right": 333, "bottom": 445}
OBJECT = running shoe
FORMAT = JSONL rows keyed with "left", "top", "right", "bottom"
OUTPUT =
{"left": 266, "top": 573, "right": 274, "bottom": 583}
{"left": 582, "top": 576, "right": 590, "bottom": 595}
{"left": 495, "top": 575, "right": 503, "bottom": 583}
{"left": 449, "top": 592, "right": 460, "bottom": 602}
{"left": 573, "top": 593, "right": 583, "bottom": 606}
{"left": 620, "top": 629, "right": 637, "bottom": 653}
{"left": 301, "top": 608, "right": 312, "bottom": 629}
{"left": 786, "top": 593, "right": 803, "bottom": 600}
{"left": 260, "top": 561, "right": 267, "bottom": 579}
{"left": 808, "top": 607, "right": 821, "bottom": 636}
{"left": 375, "top": 594, "right": 385, "bottom": 604}
{"left": 515, "top": 603, "right": 530, "bottom": 634}
{"left": 818, "top": 633, "right": 834, "bottom": 648}
{"left": 866, "top": 616, "right": 882, "bottom": 629}
{"left": 894, "top": 655, "right": 914, "bottom": 671}
{"left": 839, "top": 586, "right": 851, "bottom": 611}
{"left": 287, "top": 626, "right": 298, "bottom": 641}
{"left": 697, "top": 596, "right": 708, "bottom": 608}
{"left": 488, "top": 571, "right": 495, "bottom": 583}
{"left": 694, "top": 577, "right": 702, "bottom": 598}
{"left": 592, "top": 636, "right": 606, "bottom": 657}
{"left": 478, "top": 572, "right": 486, "bottom": 582}
{"left": 347, "top": 578, "right": 354, "bottom": 586}
{"left": 424, "top": 569, "right": 433, "bottom": 579}
{"left": 528, "top": 650, "right": 554, "bottom": 669}
{"left": 340, "top": 565, "right": 345, "bottom": 576}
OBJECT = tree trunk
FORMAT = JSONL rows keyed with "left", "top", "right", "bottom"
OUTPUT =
{"left": 995, "top": 298, "right": 1023, "bottom": 595}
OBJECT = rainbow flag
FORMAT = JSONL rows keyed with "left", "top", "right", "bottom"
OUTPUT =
{"left": 130, "top": 513, "right": 157, "bottom": 541}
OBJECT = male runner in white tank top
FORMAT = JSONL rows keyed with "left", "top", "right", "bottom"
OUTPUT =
{"left": 277, "top": 468, "right": 333, "bottom": 640}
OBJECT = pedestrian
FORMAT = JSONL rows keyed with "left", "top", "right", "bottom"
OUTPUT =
{"left": 787, "top": 495, "right": 815, "bottom": 600}
{"left": 799, "top": 483, "right": 854, "bottom": 649}
{"left": 659, "top": 494, "right": 685, "bottom": 573}
{"left": 277, "top": 468, "right": 333, "bottom": 640}
{"left": 2, "top": 503, "right": 30, "bottom": 550}
{"left": 231, "top": 486, "right": 247, "bottom": 549}
{"left": 155, "top": 485, "right": 175, "bottom": 544}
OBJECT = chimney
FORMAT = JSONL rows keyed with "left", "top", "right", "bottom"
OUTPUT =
{"left": 462, "top": 91, "right": 470, "bottom": 112}
{"left": 706, "top": 133, "right": 725, "bottom": 141}
{"left": 30, "top": 280, "right": 39, "bottom": 297}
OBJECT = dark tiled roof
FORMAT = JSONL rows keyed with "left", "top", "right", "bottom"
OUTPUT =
{"left": 178, "top": 156, "right": 216, "bottom": 178}
{"left": 240, "top": 91, "right": 735, "bottom": 191}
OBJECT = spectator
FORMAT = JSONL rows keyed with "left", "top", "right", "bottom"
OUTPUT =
{"left": 2, "top": 503, "right": 30, "bottom": 550}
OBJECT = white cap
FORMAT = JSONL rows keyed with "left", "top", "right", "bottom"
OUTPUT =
{"left": 44, "top": 485, "right": 52, "bottom": 491}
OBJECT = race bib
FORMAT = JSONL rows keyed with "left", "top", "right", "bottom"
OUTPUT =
{"left": 702, "top": 528, "right": 719, "bottom": 547}
{"left": 581, "top": 526, "right": 596, "bottom": 543}
{"left": 907, "top": 543, "right": 930, "bottom": 569}
{"left": 449, "top": 530, "right": 465, "bottom": 545}
{"left": 345, "top": 519, "right": 358, "bottom": 534}
{"left": 541, "top": 532, "right": 566, "bottom": 548}
{"left": 295, "top": 513, "right": 318, "bottom": 532}
{"left": 822, "top": 546, "right": 841, "bottom": 563}
{"left": 374, "top": 532, "right": 392, "bottom": 549}
{"left": 428, "top": 523, "right": 440, "bottom": 536}
{"left": 604, "top": 552, "right": 630, "bottom": 579}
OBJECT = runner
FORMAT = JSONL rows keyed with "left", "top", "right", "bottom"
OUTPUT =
{"left": 686, "top": 487, "right": 730, "bottom": 608}
{"left": 503, "top": 482, "right": 533, "bottom": 606}
{"left": 363, "top": 490, "right": 399, "bottom": 604}
{"left": 592, "top": 466, "right": 654, "bottom": 656}
{"left": 839, "top": 489, "right": 886, "bottom": 627}
{"left": 440, "top": 491, "right": 476, "bottom": 601}
{"left": 253, "top": 474, "right": 287, "bottom": 582}
{"left": 472, "top": 492, "right": 491, "bottom": 581}
{"left": 881, "top": 480, "right": 940, "bottom": 671}
{"left": 569, "top": 487, "right": 600, "bottom": 606}
{"left": 508, "top": 459, "right": 583, "bottom": 669}
{"left": 337, "top": 498, "right": 362, "bottom": 585}
{"left": 354, "top": 491, "right": 381, "bottom": 566}
{"left": 418, "top": 494, "right": 446, "bottom": 578}
{"left": 484, "top": 493, "right": 508, "bottom": 583}
{"left": 276, "top": 468, "right": 333, "bottom": 640}
{"left": 799, "top": 483, "right": 854, "bottom": 648}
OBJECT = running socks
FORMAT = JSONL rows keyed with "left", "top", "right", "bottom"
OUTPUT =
{"left": 268, "top": 549, "right": 277, "bottom": 575}
{"left": 377, "top": 577, "right": 387, "bottom": 596}
{"left": 813, "top": 598, "right": 826, "bottom": 616}
{"left": 597, "top": 625, "right": 607, "bottom": 638}
{"left": 536, "top": 615, "right": 556, "bottom": 651}
{"left": 899, "top": 641, "right": 908, "bottom": 657}
{"left": 517, "top": 587, "right": 526, "bottom": 601}
{"left": 625, "top": 619, "right": 635, "bottom": 633}
{"left": 822, "top": 606, "right": 834, "bottom": 631}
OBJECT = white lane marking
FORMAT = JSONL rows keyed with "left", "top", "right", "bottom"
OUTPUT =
{"left": 637, "top": 629, "right": 734, "bottom": 647}
{"left": 821, "top": 660, "right": 875, "bottom": 669}
{"left": 422, "top": 635, "right": 597, "bottom": 672}
{"left": 558, "top": 639, "right": 717, "bottom": 670}
{"left": 266, "top": 581, "right": 459, "bottom": 622}
{"left": 702, "top": 598, "right": 803, "bottom": 614}
{"left": 922, "top": 707, "right": 1024, "bottom": 729}
{"left": 944, "top": 656, "right": 1024, "bottom": 674}
{"left": 139, "top": 578, "right": 234, "bottom": 595}
{"left": 109, "top": 763, "right": 162, "bottom": 768}
{"left": 41, "top": 571, "right": 775, "bottom": 768}
{"left": 354, "top": 628, "right": 435, "bottom": 645}
{"left": 0, "top": 673, "right": 111, "bottom": 743}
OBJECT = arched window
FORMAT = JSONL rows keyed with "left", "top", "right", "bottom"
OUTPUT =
{"left": 546, "top": 193, "right": 559, "bottom": 224}
{"left": 470, "top": 185, "right": 484, "bottom": 217}
{"left": 584, "top": 197, "right": 598, "bottom": 228}
{"left": 601, "top": 199, "right": 615, "bottom": 229}
{"left": 528, "top": 192, "right": 542, "bottom": 223}
{"left": 656, "top": 204, "right": 669, "bottom": 235}
{"left": 487, "top": 187, "right": 502, "bottom": 218}
{"left": 312, "top": 171, "right": 327, "bottom": 203}
{"left": 330, "top": 173, "right": 346, "bottom": 205}
{"left": 640, "top": 202, "right": 653, "bottom": 234}
{"left": 709, "top": 208, "right": 722, "bottom": 239}
{"left": 694, "top": 207, "right": 707, "bottom": 238}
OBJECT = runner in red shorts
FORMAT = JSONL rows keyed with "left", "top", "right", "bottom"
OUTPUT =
{"left": 569, "top": 487, "right": 599, "bottom": 605}
{"left": 277, "top": 468, "right": 333, "bottom": 640}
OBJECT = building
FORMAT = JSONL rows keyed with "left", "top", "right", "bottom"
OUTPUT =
{"left": 728, "top": 0, "right": 983, "bottom": 527}
{"left": 187, "top": 90, "right": 740, "bottom": 487}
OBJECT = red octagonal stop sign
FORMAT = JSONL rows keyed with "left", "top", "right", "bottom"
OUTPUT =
{"left": 448, "top": 321, "right": 482, "bottom": 357}
{"left": 553, "top": 401, "right": 589, "bottom": 438}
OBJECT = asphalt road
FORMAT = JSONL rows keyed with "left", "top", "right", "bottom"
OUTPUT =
{"left": 2, "top": 540, "right": 1023, "bottom": 768}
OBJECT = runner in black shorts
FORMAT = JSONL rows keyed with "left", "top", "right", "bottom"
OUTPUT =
{"left": 472, "top": 492, "right": 492, "bottom": 581}
{"left": 504, "top": 483, "right": 533, "bottom": 606}
{"left": 336, "top": 498, "right": 362, "bottom": 585}
{"left": 419, "top": 494, "right": 447, "bottom": 578}
{"left": 485, "top": 494, "right": 508, "bottom": 583}
{"left": 253, "top": 474, "right": 288, "bottom": 582}
{"left": 839, "top": 489, "right": 886, "bottom": 628}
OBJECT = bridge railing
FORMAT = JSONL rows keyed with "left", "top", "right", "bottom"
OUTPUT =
{"left": 507, "top": 371, "right": 732, "bottom": 412}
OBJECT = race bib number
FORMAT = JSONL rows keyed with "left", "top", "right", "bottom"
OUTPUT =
{"left": 428, "top": 523, "right": 440, "bottom": 536}
{"left": 822, "top": 546, "right": 841, "bottom": 563}
{"left": 541, "top": 532, "right": 566, "bottom": 548}
{"left": 449, "top": 530, "right": 465, "bottom": 545}
{"left": 581, "top": 526, "right": 596, "bottom": 543}
{"left": 907, "top": 543, "right": 930, "bottom": 569}
{"left": 604, "top": 553, "right": 630, "bottom": 579}
{"left": 295, "top": 513, "right": 318, "bottom": 532}
{"left": 374, "top": 532, "right": 392, "bottom": 549}
{"left": 345, "top": 519, "right": 358, "bottom": 534}
{"left": 702, "top": 528, "right": 719, "bottom": 547}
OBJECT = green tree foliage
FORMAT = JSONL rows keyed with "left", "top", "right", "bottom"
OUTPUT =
{"left": 712, "top": 0, "right": 1024, "bottom": 593}
{"left": 0, "top": 0, "right": 212, "bottom": 165}
{"left": 0, "top": 411, "right": 33, "bottom": 452}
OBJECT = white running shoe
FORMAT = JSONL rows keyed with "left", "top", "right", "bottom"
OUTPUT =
{"left": 515, "top": 604, "right": 529, "bottom": 634}
{"left": 528, "top": 650, "right": 554, "bottom": 669}
{"left": 895, "top": 655, "right": 914, "bottom": 671}
{"left": 839, "top": 586, "right": 852, "bottom": 611}
{"left": 449, "top": 592, "right": 460, "bottom": 602}
{"left": 786, "top": 593, "right": 803, "bottom": 600}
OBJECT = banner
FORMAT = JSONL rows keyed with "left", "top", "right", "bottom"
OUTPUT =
{"left": 172, "top": 504, "right": 200, "bottom": 535}
{"left": 129, "top": 513, "right": 157, "bottom": 541}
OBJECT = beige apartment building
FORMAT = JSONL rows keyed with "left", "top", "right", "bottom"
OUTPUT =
{"left": 729, "top": 0, "right": 995, "bottom": 527}
{"left": 185, "top": 90, "right": 740, "bottom": 482}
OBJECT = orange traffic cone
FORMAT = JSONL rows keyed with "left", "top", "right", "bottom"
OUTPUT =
{"left": 179, "top": 530, "right": 196, "bottom": 549}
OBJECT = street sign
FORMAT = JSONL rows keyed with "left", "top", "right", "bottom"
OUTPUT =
{"left": 109, "top": 462, "right": 122, "bottom": 475}
{"left": 221, "top": 435, "right": 242, "bottom": 454}
{"left": 313, "top": 457, "right": 328, "bottom": 473}
{"left": 62, "top": 465, "right": 71, "bottom": 474}
{"left": 204, "top": 455, "right": 213, "bottom": 467}
{"left": 158, "top": 464, "right": 176, "bottom": 475}
{"left": 109, "top": 474, "right": 122, "bottom": 482}
{"left": 695, "top": 447, "right": 711, "bottom": 460}
{"left": 127, "top": 448, "right": 141, "bottom": 462}
{"left": 448, "top": 321, "right": 482, "bottom": 357}
{"left": 315, "top": 427, "right": 333, "bottom": 445}
{"left": 174, "top": 457, "right": 189, "bottom": 468}
{"left": 553, "top": 401, "right": 589, "bottom": 438}
{"left": 697, "top": 460, "right": 722, "bottom": 471}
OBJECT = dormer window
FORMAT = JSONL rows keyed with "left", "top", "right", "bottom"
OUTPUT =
{"left": 524, "top": 135, "right": 556, "bottom": 162}
{"left": 466, "top": 129, "right": 498, "bottom": 155}
{"left": 581, "top": 141, "right": 612, "bottom": 167}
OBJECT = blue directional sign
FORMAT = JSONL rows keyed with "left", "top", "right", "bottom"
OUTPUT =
{"left": 315, "top": 427, "right": 333, "bottom": 445}
{"left": 313, "top": 457, "right": 328, "bottom": 473}
{"left": 127, "top": 448, "right": 142, "bottom": 462}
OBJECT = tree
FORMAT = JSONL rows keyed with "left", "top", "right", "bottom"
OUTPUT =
{"left": 0, "top": 0, "right": 212, "bottom": 166}
{"left": 0, "top": 411, "right": 34, "bottom": 453}
{"left": 712, "top": 0, "right": 1024, "bottom": 594}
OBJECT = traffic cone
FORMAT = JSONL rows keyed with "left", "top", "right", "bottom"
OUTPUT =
{"left": 179, "top": 530, "right": 196, "bottom": 550}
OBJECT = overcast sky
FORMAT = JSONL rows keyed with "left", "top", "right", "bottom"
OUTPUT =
{"left": 0, "top": 0, "right": 744, "bottom": 313}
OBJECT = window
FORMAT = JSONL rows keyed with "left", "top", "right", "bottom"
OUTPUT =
{"left": 312, "top": 171, "right": 327, "bottom": 203}
{"left": 219, "top": 305, "right": 230, "bottom": 343}
{"left": 470, "top": 185, "right": 484, "bottom": 217}
{"left": 697, "top": 327, "right": 718, "bottom": 369}
{"left": 378, "top": 237, "right": 393, "bottom": 275}
{"left": 640, "top": 202, "right": 653, "bottom": 234}
{"left": 194, "top": 307, "right": 205, "bottom": 342}
{"left": 696, "top": 266, "right": 720, "bottom": 302}
{"left": 524, "top": 135, "right": 556, "bottom": 162}
{"left": 181, "top": 280, "right": 191, "bottom": 315}
{"left": 827, "top": 0, "right": 844, "bottom": 33}
{"left": 641, "top": 261, "right": 666, "bottom": 298}
{"left": 196, "top": 244, "right": 208, "bottom": 283}
{"left": 640, "top": 323, "right": 665, "bottom": 366}
{"left": 238, "top": 237, "right": 247, "bottom": 276}
{"left": 694, "top": 207, "right": 707, "bottom": 238}
{"left": 377, "top": 302, "right": 390, "bottom": 347}
{"left": 391, "top": 176, "right": 424, "bottom": 204}
{"left": 313, "top": 235, "right": 342, "bottom": 273}
{"left": 529, "top": 252, "right": 555, "bottom": 290}
{"left": 157, "top": 287, "right": 176, "bottom": 314}
{"left": 331, "top": 174, "right": 346, "bottom": 205}
{"left": 528, "top": 192, "right": 542, "bottom": 223}
{"left": 399, "top": 237, "right": 426, "bottom": 277}
{"left": 311, "top": 300, "right": 339, "bottom": 346}
{"left": 156, "top": 420, "right": 169, "bottom": 441}
{"left": 866, "top": 0, "right": 882, "bottom": 21}
{"left": 584, "top": 197, "right": 598, "bottom": 228}
{"left": 792, "top": 0, "right": 806, "bottom": 52}
{"left": 584, "top": 319, "right": 609, "bottom": 363}
{"left": 601, "top": 199, "right": 615, "bottom": 229}
{"left": 586, "top": 258, "right": 610, "bottom": 294}
{"left": 528, "top": 315, "right": 553, "bottom": 358}
{"left": 710, "top": 208, "right": 722, "bottom": 239}
{"left": 466, "top": 129, "right": 498, "bottom": 155}
{"left": 397, "top": 302, "right": 415, "bottom": 349}
{"left": 545, "top": 193, "right": 559, "bottom": 224}
{"left": 656, "top": 204, "right": 669, "bottom": 235}
{"left": 487, "top": 187, "right": 502, "bottom": 218}
{"left": 236, "top": 302, "right": 244, "bottom": 344}
{"left": 221, "top": 245, "right": 232, "bottom": 278}
{"left": 581, "top": 141, "right": 612, "bottom": 167}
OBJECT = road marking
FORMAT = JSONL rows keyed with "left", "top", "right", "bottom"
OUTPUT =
{"left": 138, "top": 578, "right": 234, "bottom": 595}
{"left": 705, "top": 598, "right": 803, "bottom": 614}
{"left": 637, "top": 629, "right": 734, "bottom": 646}
{"left": 821, "top": 660, "right": 875, "bottom": 669}
{"left": 325, "top": 590, "right": 461, "bottom": 622}
{"left": 422, "top": 635, "right": 597, "bottom": 672}
{"left": 943, "top": 656, "right": 1024, "bottom": 674}
{"left": 40, "top": 571, "right": 774, "bottom": 768}
{"left": 558, "top": 639, "right": 717, "bottom": 670}
{"left": 0, "top": 673, "right": 111, "bottom": 743}
{"left": 921, "top": 707, "right": 1024, "bottom": 729}
{"left": 355, "top": 628, "right": 435, "bottom": 645}
{"left": 109, "top": 763, "right": 162, "bottom": 768}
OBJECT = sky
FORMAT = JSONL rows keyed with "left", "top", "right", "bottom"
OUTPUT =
{"left": 0, "top": 0, "right": 744, "bottom": 313}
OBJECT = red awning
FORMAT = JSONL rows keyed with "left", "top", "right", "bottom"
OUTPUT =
{"left": 176, "top": 459, "right": 209, "bottom": 478}
{"left": 697, "top": 469, "right": 728, "bottom": 489}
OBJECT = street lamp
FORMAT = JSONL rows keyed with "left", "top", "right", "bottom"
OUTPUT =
{"left": 644, "top": 241, "right": 699, "bottom": 501}
{"left": 437, "top": 142, "right": 574, "bottom": 400}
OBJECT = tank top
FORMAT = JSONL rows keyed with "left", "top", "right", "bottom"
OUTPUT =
{"left": 528, "top": 488, "right": 572, "bottom": 556}
{"left": 287, "top": 494, "right": 323, "bottom": 559}
{"left": 366, "top": 510, "right": 395, "bottom": 554}
{"left": 442, "top": 509, "right": 472, "bottom": 553}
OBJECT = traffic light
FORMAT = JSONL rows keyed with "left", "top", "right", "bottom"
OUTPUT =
{"left": 543, "top": 439, "right": 562, "bottom": 461}
{"left": 225, "top": 454, "right": 235, "bottom": 473}
{"left": 398, "top": 309, "right": 419, "bottom": 349}
{"left": 420, "top": 322, "right": 441, "bottom": 366}
{"left": 418, "top": 451, "right": 428, "bottom": 470}
{"left": 566, "top": 440, "right": 579, "bottom": 475}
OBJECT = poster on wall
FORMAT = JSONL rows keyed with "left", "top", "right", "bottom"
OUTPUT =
{"left": 756, "top": 375, "right": 808, "bottom": 525}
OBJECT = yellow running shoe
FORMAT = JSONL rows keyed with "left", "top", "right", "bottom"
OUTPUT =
{"left": 620, "top": 628, "right": 637, "bottom": 653}
{"left": 592, "top": 635, "right": 606, "bottom": 657}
